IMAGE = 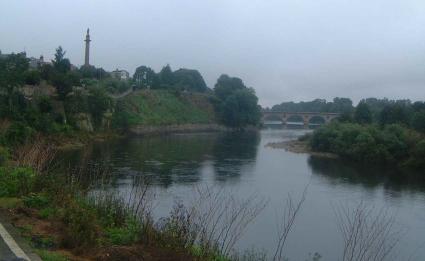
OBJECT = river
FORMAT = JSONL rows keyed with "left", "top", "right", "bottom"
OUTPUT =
{"left": 60, "top": 128, "right": 425, "bottom": 260}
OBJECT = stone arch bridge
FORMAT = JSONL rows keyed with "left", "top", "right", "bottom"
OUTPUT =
{"left": 262, "top": 111, "right": 340, "bottom": 127}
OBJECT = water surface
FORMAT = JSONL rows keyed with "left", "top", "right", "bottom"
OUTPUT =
{"left": 61, "top": 128, "right": 425, "bottom": 260}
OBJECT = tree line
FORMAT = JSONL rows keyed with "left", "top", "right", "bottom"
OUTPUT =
{"left": 0, "top": 46, "right": 262, "bottom": 146}
{"left": 308, "top": 98, "right": 425, "bottom": 171}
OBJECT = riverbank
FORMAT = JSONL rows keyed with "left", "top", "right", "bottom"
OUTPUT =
{"left": 266, "top": 139, "right": 339, "bottom": 159}
{"left": 129, "top": 123, "right": 228, "bottom": 135}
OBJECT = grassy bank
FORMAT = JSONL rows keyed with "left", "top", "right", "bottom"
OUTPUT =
{"left": 0, "top": 139, "right": 268, "bottom": 261}
{"left": 113, "top": 90, "right": 217, "bottom": 127}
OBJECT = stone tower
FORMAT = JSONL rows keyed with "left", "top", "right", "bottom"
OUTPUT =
{"left": 84, "top": 28, "right": 91, "bottom": 67}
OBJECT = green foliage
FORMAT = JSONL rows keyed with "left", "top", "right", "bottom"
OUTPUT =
{"left": 5, "top": 122, "right": 34, "bottom": 145}
{"left": 0, "top": 146, "right": 9, "bottom": 166}
{"left": 0, "top": 167, "right": 35, "bottom": 197}
{"left": 61, "top": 200, "right": 100, "bottom": 248}
{"left": 52, "top": 72, "right": 73, "bottom": 100}
{"left": 379, "top": 104, "right": 411, "bottom": 126}
{"left": 0, "top": 53, "right": 29, "bottom": 112}
{"left": 24, "top": 70, "right": 41, "bottom": 85}
{"left": 403, "top": 139, "right": 425, "bottom": 170}
{"left": 173, "top": 68, "right": 208, "bottom": 92}
{"left": 101, "top": 78, "right": 131, "bottom": 94}
{"left": 354, "top": 102, "right": 372, "bottom": 124}
{"left": 23, "top": 193, "right": 49, "bottom": 209}
{"left": 52, "top": 46, "right": 71, "bottom": 73}
{"left": 112, "top": 90, "right": 215, "bottom": 127}
{"left": 40, "top": 64, "right": 54, "bottom": 81}
{"left": 35, "top": 250, "right": 69, "bottom": 261}
{"left": 159, "top": 64, "right": 176, "bottom": 87}
{"left": 214, "top": 74, "right": 245, "bottom": 100}
{"left": 39, "top": 207, "right": 57, "bottom": 219}
{"left": 133, "top": 65, "right": 159, "bottom": 89}
{"left": 105, "top": 218, "right": 141, "bottom": 245}
{"left": 411, "top": 110, "right": 425, "bottom": 132}
{"left": 87, "top": 86, "right": 113, "bottom": 128}
{"left": 79, "top": 65, "right": 109, "bottom": 80}
{"left": 220, "top": 88, "right": 261, "bottom": 128}
{"left": 38, "top": 96, "right": 53, "bottom": 113}
{"left": 272, "top": 97, "right": 353, "bottom": 114}
{"left": 213, "top": 75, "right": 260, "bottom": 128}
{"left": 310, "top": 123, "right": 420, "bottom": 167}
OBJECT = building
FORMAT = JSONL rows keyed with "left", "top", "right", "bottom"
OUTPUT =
{"left": 110, "top": 69, "right": 130, "bottom": 80}
{"left": 28, "top": 55, "right": 51, "bottom": 69}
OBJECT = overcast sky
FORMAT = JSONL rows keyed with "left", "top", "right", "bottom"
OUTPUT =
{"left": 1, "top": 0, "right": 425, "bottom": 106}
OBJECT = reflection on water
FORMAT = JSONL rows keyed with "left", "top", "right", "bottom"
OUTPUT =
{"left": 61, "top": 131, "right": 260, "bottom": 187}
{"left": 308, "top": 156, "right": 425, "bottom": 195}
{"left": 59, "top": 129, "right": 425, "bottom": 260}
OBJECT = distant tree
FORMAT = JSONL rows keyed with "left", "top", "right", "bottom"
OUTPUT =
{"left": 412, "top": 101, "right": 425, "bottom": 112}
{"left": 40, "top": 64, "right": 54, "bottom": 81}
{"left": 102, "top": 78, "right": 131, "bottom": 94}
{"left": 133, "top": 65, "right": 159, "bottom": 89}
{"left": 87, "top": 87, "right": 113, "bottom": 127}
{"left": 52, "top": 73, "right": 73, "bottom": 100}
{"left": 379, "top": 104, "right": 410, "bottom": 125}
{"left": 52, "top": 46, "right": 71, "bottom": 73}
{"left": 411, "top": 111, "right": 425, "bottom": 132}
{"left": 79, "top": 65, "right": 109, "bottom": 80}
{"left": 173, "top": 68, "right": 208, "bottom": 92}
{"left": 37, "top": 96, "right": 53, "bottom": 113}
{"left": 220, "top": 88, "right": 261, "bottom": 128}
{"left": 213, "top": 74, "right": 260, "bottom": 128}
{"left": 354, "top": 102, "right": 372, "bottom": 124}
{"left": 0, "top": 53, "right": 29, "bottom": 111}
{"left": 214, "top": 74, "right": 245, "bottom": 100}
{"left": 158, "top": 64, "right": 175, "bottom": 87}
{"left": 331, "top": 97, "right": 353, "bottom": 113}
{"left": 23, "top": 70, "right": 41, "bottom": 85}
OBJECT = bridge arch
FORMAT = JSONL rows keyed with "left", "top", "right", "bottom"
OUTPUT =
{"left": 262, "top": 114, "right": 284, "bottom": 123}
{"left": 308, "top": 115, "right": 326, "bottom": 125}
{"left": 286, "top": 115, "right": 304, "bottom": 124}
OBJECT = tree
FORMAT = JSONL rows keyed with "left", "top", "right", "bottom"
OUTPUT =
{"left": 213, "top": 74, "right": 260, "bottom": 128}
{"left": 40, "top": 64, "right": 54, "bottom": 81}
{"left": 0, "top": 53, "right": 29, "bottom": 111}
{"left": 379, "top": 104, "right": 410, "bottom": 125}
{"left": 173, "top": 68, "right": 208, "bottom": 92}
{"left": 158, "top": 64, "right": 175, "bottom": 87}
{"left": 331, "top": 97, "right": 353, "bottom": 113}
{"left": 220, "top": 88, "right": 261, "bottom": 128}
{"left": 411, "top": 111, "right": 425, "bottom": 132}
{"left": 79, "top": 65, "right": 109, "bottom": 80}
{"left": 214, "top": 74, "right": 245, "bottom": 100}
{"left": 24, "top": 70, "right": 41, "bottom": 85}
{"left": 354, "top": 102, "right": 372, "bottom": 124}
{"left": 133, "top": 65, "right": 159, "bottom": 89}
{"left": 88, "top": 87, "right": 113, "bottom": 128}
{"left": 52, "top": 46, "right": 71, "bottom": 73}
{"left": 52, "top": 73, "right": 73, "bottom": 100}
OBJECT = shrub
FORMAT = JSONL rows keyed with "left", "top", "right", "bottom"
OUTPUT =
{"left": 5, "top": 122, "right": 34, "bottom": 145}
{"left": 105, "top": 217, "right": 141, "bottom": 245}
{"left": 61, "top": 200, "right": 100, "bottom": 248}
{"left": 0, "top": 146, "right": 9, "bottom": 166}
{"left": 23, "top": 193, "right": 49, "bottom": 209}
{"left": 0, "top": 167, "right": 35, "bottom": 197}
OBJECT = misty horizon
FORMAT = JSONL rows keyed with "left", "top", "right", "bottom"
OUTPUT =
{"left": 1, "top": 0, "right": 424, "bottom": 106}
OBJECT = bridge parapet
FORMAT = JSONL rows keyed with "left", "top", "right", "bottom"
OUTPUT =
{"left": 261, "top": 111, "right": 340, "bottom": 126}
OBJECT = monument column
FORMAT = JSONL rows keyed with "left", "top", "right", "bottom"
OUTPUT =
{"left": 84, "top": 28, "right": 91, "bottom": 67}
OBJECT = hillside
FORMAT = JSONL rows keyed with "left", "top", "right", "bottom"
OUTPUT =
{"left": 113, "top": 90, "right": 217, "bottom": 127}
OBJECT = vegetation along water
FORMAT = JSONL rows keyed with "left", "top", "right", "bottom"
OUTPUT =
{"left": 0, "top": 45, "right": 424, "bottom": 261}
